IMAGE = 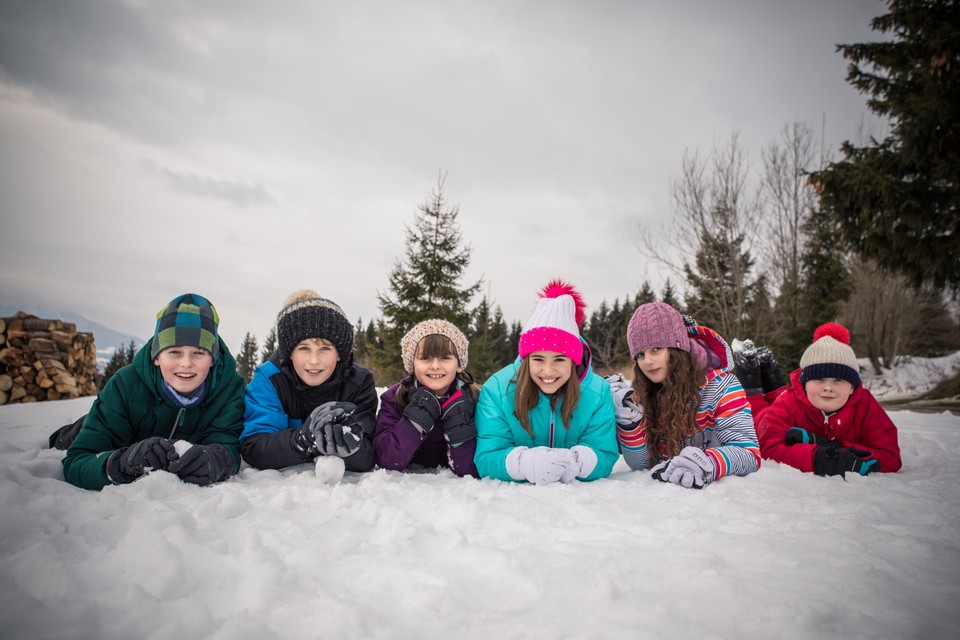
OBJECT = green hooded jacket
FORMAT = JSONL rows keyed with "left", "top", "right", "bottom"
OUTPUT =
{"left": 63, "top": 339, "right": 245, "bottom": 490}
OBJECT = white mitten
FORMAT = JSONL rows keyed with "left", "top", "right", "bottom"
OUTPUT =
{"left": 507, "top": 446, "right": 571, "bottom": 485}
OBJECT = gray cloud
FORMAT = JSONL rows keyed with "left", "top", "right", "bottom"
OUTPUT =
{"left": 0, "top": 0, "right": 886, "bottom": 351}
{"left": 140, "top": 159, "right": 275, "bottom": 208}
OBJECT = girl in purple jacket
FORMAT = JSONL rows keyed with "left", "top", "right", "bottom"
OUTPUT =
{"left": 373, "top": 319, "right": 480, "bottom": 477}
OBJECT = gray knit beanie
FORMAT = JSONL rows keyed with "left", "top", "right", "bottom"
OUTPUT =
{"left": 276, "top": 289, "right": 354, "bottom": 364}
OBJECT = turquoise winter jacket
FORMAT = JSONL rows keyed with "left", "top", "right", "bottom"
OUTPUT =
{"left": 474, "top": 347, "right": 619, "bottom": 482}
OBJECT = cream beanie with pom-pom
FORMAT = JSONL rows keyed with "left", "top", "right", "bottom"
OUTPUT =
{"left": 799, "top": 322, "right": 861, "bottom": 389}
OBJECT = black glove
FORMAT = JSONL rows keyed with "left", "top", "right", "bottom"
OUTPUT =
{"left": 293, "top": 401, "right": 356, "bottom": 455}
{"left": 784, "top": 427, "right": 828, "bottom": 446}
{"left": 167, "top": 444, "right": 233, "bottom": 486}
{"left": 403, "top": 386, "right": 442, "bottom": 434}
{"left": 439, "top": 388, "right": 477, "bottom": 447}
{"left": 813, "top": 443, "right": 881, "bottom": 477}
{"left": 105, "top": 437, "right": 178, "bottom": 484}
{"left": 316, "top": 421, "right": 363, "bottom": 458}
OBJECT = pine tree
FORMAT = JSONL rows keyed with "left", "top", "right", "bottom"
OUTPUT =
{"left": 353, "top": 317, "right": 368, "bottom": 361}
{"left": 813, "top": 0, "right": 960, "bottom": 290}
{"left": 236, "top": 333, "right": 259, "bottom": 384}
{"left": 583, "top": 299, "right": 615, "bottom": 370}
{"left": 259, "top": 326, "right": 276, "bottom": 364}
{"left": 661, "top": 280, "right": 681, "bottom": 309}
{"left": 101, "top": 341, "right": 138, "bottom": 389}
{"left": 794, "top": 208, "right": 852, "bottom": 368}
{"left": 370, "top": 174, "right": 482, "bottom": 382}
{"left": 467, "top": 296, "right": 498, "bottom": 381}
{"left": 683, "top": 228, "right": 757, "bottom": 339}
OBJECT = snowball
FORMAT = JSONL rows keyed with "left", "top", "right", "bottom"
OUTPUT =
{"left": 173, "top": 440, "right": 193, "bottom": 456}
{"left": 315, "top": 455, "right": 345, "bottom": 484}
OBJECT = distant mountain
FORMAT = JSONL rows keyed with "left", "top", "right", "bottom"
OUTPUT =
{"left": 1, "top": 304, "right": 146, "bottom": 370}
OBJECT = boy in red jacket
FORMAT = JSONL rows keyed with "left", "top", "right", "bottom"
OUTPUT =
{"left": 758, "top": 323, "right": 901, "bottom": 477}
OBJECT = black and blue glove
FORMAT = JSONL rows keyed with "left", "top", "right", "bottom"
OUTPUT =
{"left": 784, "top": 427, "right": 828, "bottom": 446}
{"left": 813, "top": 443, "right": 881, "bottom": 477}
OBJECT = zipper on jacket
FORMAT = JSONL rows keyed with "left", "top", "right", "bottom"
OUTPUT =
{"left": 169, "top": 407, "right": 185, "bottom": 440}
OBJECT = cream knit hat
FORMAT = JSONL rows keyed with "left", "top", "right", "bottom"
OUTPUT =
{"left": 799, "top": 323, "right": 861, "bottom": 389}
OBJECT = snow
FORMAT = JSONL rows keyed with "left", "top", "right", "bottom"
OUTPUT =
{"left": 861, "top": 351, "right": 960, "bottom": 402}
{"left": 2, "top": 358, "right": 960, "bottom": 639}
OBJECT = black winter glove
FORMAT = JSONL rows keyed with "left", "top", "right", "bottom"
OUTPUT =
{"left": 293, "top": 401, "right": 356, "bottom": 456}
{"left": 439, "top": 388, "right": 477, "bottom": 447}
{"left": 784, "top": 427, "right": 828, "bottom": 446}
{"left": 167, "top": 444, "right": 233, "bottom": 486}
{"left": 316, "top": 421, "right": 363, "bottom": 458}
{"left": 106, "top": 437, "right": 178, "bottom": 484}
{"left": 813, "top": 442, "right": 881, "bottom": 478}
{"left": 403, "top": 386, "right": 442, "bottom": 434}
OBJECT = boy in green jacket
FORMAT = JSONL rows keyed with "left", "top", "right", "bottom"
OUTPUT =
{"left": 62, "top": 293, "right": 245, "bottom": 490}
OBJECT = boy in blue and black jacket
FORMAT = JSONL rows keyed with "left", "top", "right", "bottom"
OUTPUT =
{"left": 239, "top": 289, "right": 377, "bottom": 472}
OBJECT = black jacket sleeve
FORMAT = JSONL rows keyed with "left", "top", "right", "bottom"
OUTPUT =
{"left": 341, "top": 365, "right": 378, "bottom": 472}
{"left": 239, "top": 429, "right": 316, "bottom": 470}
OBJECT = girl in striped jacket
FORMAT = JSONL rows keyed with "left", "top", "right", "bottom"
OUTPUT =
{"left": 608, "top": 302, "right": 760, "bottom": 489}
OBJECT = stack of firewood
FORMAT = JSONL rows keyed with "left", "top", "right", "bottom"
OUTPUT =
{"left": 0, "top": 312, "right": 100, "bottom": 405}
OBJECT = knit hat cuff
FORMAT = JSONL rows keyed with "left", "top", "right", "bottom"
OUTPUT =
{"left": 519, "top": 327, "right": 583, "bottom": 365}
{"left": 401, "top": 319, "right": 470, "bottom": 372}
{"left": 800, "top": 362, "right": 861, "bottom": 390}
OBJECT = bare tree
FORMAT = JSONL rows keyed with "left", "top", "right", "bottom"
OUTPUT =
{"left": 641, "top": 132, "right": 762, "bottom": 339}
{"left": 841, "top": 260, "right": 916, "bottom": 374}
{"left": 760, "top": 121, "right": 819, "bottom": 314}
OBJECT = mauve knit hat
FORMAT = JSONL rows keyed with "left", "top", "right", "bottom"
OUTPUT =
{"left": 799, "top": 322, "right": 861, "bottom": 389}
{"left": 518, "top": 280, "right": 586, "bottom": 365}
{"left": 151, "top": 293, "right": 220, "bottom": 360}
{"left": 626, "top": 301, "right": 692, "bottom": 359}
{"left": 276, "top": 289, "right": 354, "bottom": 364}
{"left": 401, "top": 319, "right": 469, "bottom": 373}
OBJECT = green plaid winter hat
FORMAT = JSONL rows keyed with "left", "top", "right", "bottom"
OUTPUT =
{"left": 150, "top": 293, "right": 220, "bottom": 360}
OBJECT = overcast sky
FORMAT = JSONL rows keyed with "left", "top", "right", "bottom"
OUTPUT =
{"left": 0, "top": 0, "right": 886, "bottom": 352}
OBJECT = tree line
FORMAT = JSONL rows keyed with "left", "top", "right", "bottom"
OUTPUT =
{"left": 112, "top": 0, "right": 960, "bottom": 390}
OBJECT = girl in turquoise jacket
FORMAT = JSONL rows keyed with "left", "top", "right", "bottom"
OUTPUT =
{"left": 474, "top": 281, "right": 619, "bottom": 484}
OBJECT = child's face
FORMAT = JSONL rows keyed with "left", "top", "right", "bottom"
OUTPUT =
{"left": 635, "top": 346, "right": 671, "bottom": 384}
{"left": 154, "top": 346, "right": 213, "bottom": 395}
{"left": 413, "top": 342, "right": 460, "bottom": 396}
{"left": 291, "top": 338, "right": 339, "bottom": 387}
{"left": 528, "top": 350, "right": 573, "bottom": 395}
{"left": 805, "top": 377, "right": 854, "bottom": 413}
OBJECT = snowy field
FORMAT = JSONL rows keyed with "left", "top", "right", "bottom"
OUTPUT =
{"left": 1, "top": 360, "right": 959, "bottom": 639}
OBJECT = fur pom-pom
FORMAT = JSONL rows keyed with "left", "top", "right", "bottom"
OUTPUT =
{"left": 539, "top": 279, "right": 586, "bottom": 327}
{"left": 282, "top": 288, "right": 320, "bottom": 307}
{"left": 813, "top": 322, "right": 850, "bottom": 345}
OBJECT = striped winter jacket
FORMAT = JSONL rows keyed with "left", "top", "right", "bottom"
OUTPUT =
{"left": 617, "top": 324, "right": 761, "bottom": 480}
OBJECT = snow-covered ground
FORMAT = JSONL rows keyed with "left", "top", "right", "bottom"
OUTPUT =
{"left": 1, "top": 357, "right": 959, "bottom": 639}
{"left": 861, "top": 351, "right": 960, "bottom": 402}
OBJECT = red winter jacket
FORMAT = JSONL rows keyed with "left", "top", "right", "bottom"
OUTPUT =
{"left": 758, "top": 369, "right": 902, "bottom": 473}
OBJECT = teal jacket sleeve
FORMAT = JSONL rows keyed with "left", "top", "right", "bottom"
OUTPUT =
{"left": 473, "top": 374, "right": 521, "bottom": 481}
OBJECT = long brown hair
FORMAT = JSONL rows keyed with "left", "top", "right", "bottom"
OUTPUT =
{"left": 512, "top": 356, "right": 581, "bottom": 436}
{"left": 396, "top": 334, "right": 479, "bottom": 407}
{"left": 632, "top": 348, "right": 705, "bottom": 462}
